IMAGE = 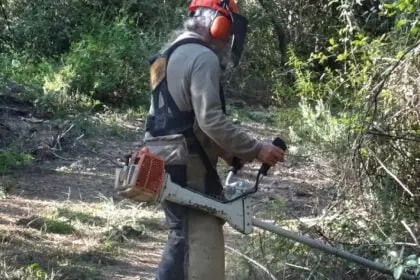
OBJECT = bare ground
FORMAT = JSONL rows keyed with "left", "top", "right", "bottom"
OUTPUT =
{"left": 0, "top": 96, "right": 335, "bottom": 279}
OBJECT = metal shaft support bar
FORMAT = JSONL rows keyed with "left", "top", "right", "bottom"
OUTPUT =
{"left": 252, "top": 218, "right": 419, "bottom": 280}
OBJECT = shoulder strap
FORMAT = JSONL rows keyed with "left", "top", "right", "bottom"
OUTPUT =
{"left": 164, "top": 37, "right": 212, "bottom": 57}
{"left": 162, "top": 38, "right": 215, "bottom": 117}
{"left": 147, "top": 37, "right": 225, "bottom": 195}
{"left": 165, "top": 38, "right": 225, "bottom": 195}
{"left": 164, "top": 38, "right": 227, "bottom": 115}
{"left": 219, "top": 83, "right": 226, "bottom": 114}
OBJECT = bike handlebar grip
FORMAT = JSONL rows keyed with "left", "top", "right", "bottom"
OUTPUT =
{"left": 259, "top": 137, "right": 287, "bottom": 176}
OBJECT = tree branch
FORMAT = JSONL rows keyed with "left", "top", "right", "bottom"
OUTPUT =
{"left": 225, "top": 245, "right": 278, "bottom": 280}
{"left": 368, "top": 147, "right": 414, "bottom": 197}
{"left": 365, "top": 131, "right": 420, "bottom": 143}
{"left": 401, "top": 220, "right": 419, "bottom": 246}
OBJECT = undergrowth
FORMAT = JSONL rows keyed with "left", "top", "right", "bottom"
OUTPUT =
{"left": 227, "top": 0, "right": 419, "bottom": 278}
{"left": 0, "top": 149, "right": 34, "bottom": 175}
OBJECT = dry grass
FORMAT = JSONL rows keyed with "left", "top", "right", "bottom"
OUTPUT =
{"left": 0, "top": 194, "right": 167, "bottom": 280}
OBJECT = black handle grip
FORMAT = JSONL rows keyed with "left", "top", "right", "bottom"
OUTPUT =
{"left": 123, "top": 154, "right": 132, "bottom": 166}
{"left": 228, "top": 156, "right": 242, "bottom": 174}
{"left": 259, "top": 137, "right": 287, "bottom": 176}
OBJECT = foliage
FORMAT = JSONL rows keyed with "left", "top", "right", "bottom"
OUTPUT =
{"left": 228, "top": 0, "right": 420, "bottom": 279}
{"left": 284, "top": 0, "right": 419, "bottom": 209}
{"left": 43, "top": 19, "right": 161, "bottom": 107}
{"left": 0, "top": 149, "right": 34, "bottom": 174}
{"left": 0, "top": 0, "right": 185, "bottom": 57}
{"left": 0, "top": 0, "right": 186, "bottom": 111}
{"left": 0, "top": 52, "right": 55, "bottom": 89}
{"left": 382, "top": 251, "right": 420, "bottom": 279}
{"left": 287, "top": 99, "right": 349, "bottom": 154}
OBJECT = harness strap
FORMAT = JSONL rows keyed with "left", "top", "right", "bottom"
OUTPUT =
{"left": 147, "top": 38, "right": 226, "bottom": 195}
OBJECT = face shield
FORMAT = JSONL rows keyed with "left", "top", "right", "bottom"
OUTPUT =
{"left": 187, "top": 1, "right": 248, "bottom": 67}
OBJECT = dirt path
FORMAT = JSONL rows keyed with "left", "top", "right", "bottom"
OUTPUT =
{"left": 0, "top": 103, "right": 334, "bottom": 279}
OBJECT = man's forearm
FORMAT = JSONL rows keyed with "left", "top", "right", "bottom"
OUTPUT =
{"left": 196, "top": 109, "right": 262, "bottom": 162}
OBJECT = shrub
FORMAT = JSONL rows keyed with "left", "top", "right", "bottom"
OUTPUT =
{"left": 43, "top": 20, "right": 162, "bottom": 108}
{"left": 0, "top": 149, "right": 34, "bottom": 175}
{"left": 0, "top": 52, "right": 55, "bottom": 90}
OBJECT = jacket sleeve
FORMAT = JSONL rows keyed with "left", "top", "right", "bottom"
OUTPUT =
{"left": 189, "top": 50, "right": 262, "bottom": 162}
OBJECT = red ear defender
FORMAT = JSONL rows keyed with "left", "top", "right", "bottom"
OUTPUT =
{"left": 210, "top": 15, "right": 231, "bottom": 41}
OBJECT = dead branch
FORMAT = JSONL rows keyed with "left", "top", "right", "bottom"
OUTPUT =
{"left": 225, "top": 245, "right": 278, "bottom": 280}
{"left": 365, "top": 131, "right": 420, "bottom": 143}
{"left": 86, "top": 146, "right": 124, "bottom": 167}
{"left": 285, "top": 262, "right": 311, "bottom": 272}
{"left": 367, "top": 147, "right": 414, "bottom": 197}
{"left": 401, "top": 220, "right": 419, "bottom": 246}
{"left": 369, "top": 41, "right": 420, "bottom": 124}
{"left": 47, "top": 150, "right": 73, "bottom": 161}
{"left": 53, "top": 124, "right": 74, "bottom": 151}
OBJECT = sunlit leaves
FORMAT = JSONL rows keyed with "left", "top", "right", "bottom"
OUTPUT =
{"left": 396, "top": 19, "right": 408, "bottom": 28}
{"left": 337, "top": 50, "right": 348, "bottom": 61}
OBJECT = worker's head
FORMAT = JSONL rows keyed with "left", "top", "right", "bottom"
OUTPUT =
{"left": 185, "top": 0, "right": 248, "bottom": 67}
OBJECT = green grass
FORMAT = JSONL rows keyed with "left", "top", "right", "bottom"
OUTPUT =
{"left": 43, "top": 219, "right": 76, "bottom": 235}
{"left": 56, "top": 208, "right": 106, "bottom": 227}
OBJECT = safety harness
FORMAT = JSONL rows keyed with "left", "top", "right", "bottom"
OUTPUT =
{"left": 145, "top": 38, "right": 226, "bottom": 195}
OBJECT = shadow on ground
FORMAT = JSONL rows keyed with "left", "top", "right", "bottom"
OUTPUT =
{"left": 6, "top": 163, "right": 117, "bottom": 203}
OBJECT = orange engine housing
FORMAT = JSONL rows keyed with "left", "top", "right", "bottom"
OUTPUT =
{"left": 127, "top": 147, "right": 166, "bottom": 199}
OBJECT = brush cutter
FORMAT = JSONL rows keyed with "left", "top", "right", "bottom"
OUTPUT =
{"left": 114, "top": 138, "right": 418, "bottom": 280}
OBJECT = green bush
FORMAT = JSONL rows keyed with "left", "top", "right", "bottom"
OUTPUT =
{"left": 0, "top": 149, "right": 34, "bottom": 175}
{"left": 1, "top": 0, "right": 186, "bottom": 111}
{"left": 287, "top": 99, "right": 349, "bottom": 153}
{"left": 0, "top": 52, "right": 55, "bottom": 89}
{"left": 43, "top": 20, "right": 162, "bottom": 108}
{"left": 229, "top": 2, "right": 420, "bottom": 278}
{"left": 0, "top": 0, "right": 184, "bottom": 57}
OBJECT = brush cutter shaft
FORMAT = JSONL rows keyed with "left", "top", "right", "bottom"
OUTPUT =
{"left": 252, "top": 219, "right": 419, "bottom": 280}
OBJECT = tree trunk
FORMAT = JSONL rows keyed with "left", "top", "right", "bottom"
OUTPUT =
{"left": 256, "top": 0, "right": 289, "bottom": 67}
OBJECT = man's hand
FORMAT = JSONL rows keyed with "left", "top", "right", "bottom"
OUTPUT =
{"left": 257, "top": 142, "right": 285, "bottom": 166}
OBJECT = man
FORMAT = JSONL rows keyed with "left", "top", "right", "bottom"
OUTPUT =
{"left": 143, "top": 1, "right": 285, "bottom": 279}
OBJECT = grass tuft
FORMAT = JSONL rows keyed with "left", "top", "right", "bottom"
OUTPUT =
{"left": 16, "top": 216, "right": 76, "bottom": 235}
{"left": 56, "top": 208, "right": 106, "bottom": 227}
